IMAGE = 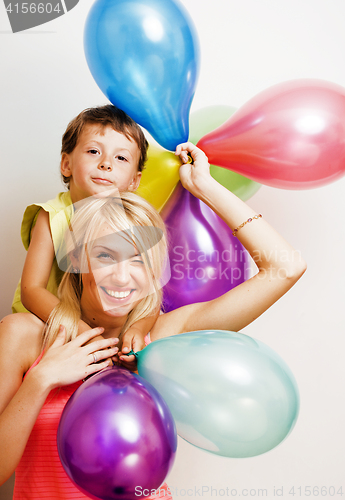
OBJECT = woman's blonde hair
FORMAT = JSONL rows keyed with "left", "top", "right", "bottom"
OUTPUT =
{"left": 42, "top": 192, "right": 167, "bottom": 349}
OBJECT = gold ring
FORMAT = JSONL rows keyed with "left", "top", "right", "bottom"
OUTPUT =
{"left": 186, "top": 154, "right": 193, "bottom": 164}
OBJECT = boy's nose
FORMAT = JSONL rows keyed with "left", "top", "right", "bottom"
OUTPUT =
{"left": 98, "top": 162, "right": 112, "bottom": 172}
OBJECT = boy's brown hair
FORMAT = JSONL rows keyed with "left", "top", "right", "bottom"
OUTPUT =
{"left": 61, "top": 105, "right": 149, "bottom": 188}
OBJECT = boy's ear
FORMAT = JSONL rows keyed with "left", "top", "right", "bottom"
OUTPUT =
{"left": 60, "top": 153, "right": 72, "bottom": 177}
{"left": 129, "top": 172, "right": 142, "bottom": 192}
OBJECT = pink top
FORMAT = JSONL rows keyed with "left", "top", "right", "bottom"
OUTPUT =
{"left": 14, "top": 346, "right": 172, "bottom": 500}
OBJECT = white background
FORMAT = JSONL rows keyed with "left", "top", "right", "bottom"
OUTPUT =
{"left": 0, "top": 1, "right": 345, "bottom": 499}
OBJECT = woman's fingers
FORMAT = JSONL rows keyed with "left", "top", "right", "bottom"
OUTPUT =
{"left": 84, "top": 336, "right": 119, "bottom": 355}
{"left": 176, "top": 142, "right": 195, "bottom": 162}
{"left": 68, "top": 327, "right": 119, "bottom": 352}
{"left": 37, "top": 328, "right": 121, "bottom": 389}
{"left": 75, "top": 327, "right": 105, "bottom": 346}
{"left": 176, "top": 142, "right": 206, "bottom": 158}
{"left": 88, "top": 346, "right": 118, "bottom": 365}
{"left": 84, "top": 359, "right": 113, "bottom": 379}
{"left": 51, "top": 325, "right": 67, "bottom": 347}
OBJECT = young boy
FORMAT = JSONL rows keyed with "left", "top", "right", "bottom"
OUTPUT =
{"left": 12, "top": 105, "right": 158, "bottom": 365}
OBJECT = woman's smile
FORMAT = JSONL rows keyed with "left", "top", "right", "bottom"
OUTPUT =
{"left": 100, "top": 286, "right": 135, "bottom": 302}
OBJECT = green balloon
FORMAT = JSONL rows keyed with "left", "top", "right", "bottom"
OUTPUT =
{"left": 137, "top": 330, "right": 299, "bottom": 458}
{"left": 189, "top": 105, "right": 261, "bottom": 201}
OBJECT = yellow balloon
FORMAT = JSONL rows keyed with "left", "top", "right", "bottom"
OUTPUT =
{"left": 136, "top": 144, "right": 181, "bottom": 212}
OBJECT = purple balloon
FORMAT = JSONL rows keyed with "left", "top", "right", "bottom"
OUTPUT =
{"left": 161, "top": 183, "right": 250, "bottom": 312}
{"left": 57, "top": 367, "right": 177, "bottom": 500}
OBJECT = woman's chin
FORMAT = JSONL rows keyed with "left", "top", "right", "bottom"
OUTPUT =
{"left": 102, "top": 304, "right": 134, "bottom": 317}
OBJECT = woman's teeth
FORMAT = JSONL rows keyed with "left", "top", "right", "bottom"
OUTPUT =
{"left": 103, "top": 288, "right": 131, "bottom": 299}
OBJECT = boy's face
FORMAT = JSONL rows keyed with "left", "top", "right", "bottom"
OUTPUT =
{"left": 61, "top": 124, "right": 142, "bottom": 203}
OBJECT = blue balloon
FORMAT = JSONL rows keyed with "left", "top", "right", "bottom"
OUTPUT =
{"left": 84, "top": 0, "right": 200, "bottom": 151}
{"left": 137, "top": 331, "right": 299, "bottom": 458}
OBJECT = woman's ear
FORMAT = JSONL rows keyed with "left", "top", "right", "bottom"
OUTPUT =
{"left": 61, "top": 153, "right": 72, "bottom": 177}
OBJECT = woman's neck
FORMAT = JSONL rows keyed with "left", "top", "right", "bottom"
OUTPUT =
{"left": 79, "top": 276, "right": 132, "bottom": 340}
{"left": 81, "top": 304, "right": 127, "bottom": 340}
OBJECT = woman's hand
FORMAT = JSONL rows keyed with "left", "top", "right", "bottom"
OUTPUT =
{"left": 32, "top": 326, "right": 119, "bottom": 390}
{"left": 175, "top": 142, "right": 212, "bottom": 198}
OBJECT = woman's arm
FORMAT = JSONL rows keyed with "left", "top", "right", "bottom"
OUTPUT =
{"left": 0, "top": 314, "right": 118, "bottom": 485}
{"left": 151, "top": 143, "right": 306, "bottom": 340}
{"left": 20, "top": 209, "right": 91, "bottom": 335}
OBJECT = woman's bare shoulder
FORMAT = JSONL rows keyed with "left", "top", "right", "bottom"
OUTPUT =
{"left": 0, "top": 313, "right": 44, "bottom": 372}
{"left": 0, "top": 313, "right": 44, "bottom": 414}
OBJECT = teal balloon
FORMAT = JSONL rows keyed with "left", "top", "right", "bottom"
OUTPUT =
{"left": 84, "top": 0, "right": 200, "bottom": 151}
{"left": 137, "top": 331, "right": 299, "bottom": 458}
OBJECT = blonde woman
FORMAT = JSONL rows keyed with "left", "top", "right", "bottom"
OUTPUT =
{"left": 0, "top": 143, "right": 306, "bottom": 499}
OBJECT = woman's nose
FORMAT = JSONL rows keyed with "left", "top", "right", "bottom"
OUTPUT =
{"left": 110, "top": 261, "right": 130, "bottom": 285}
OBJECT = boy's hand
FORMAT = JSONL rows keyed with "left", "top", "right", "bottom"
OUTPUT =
{"left": 175, "top": 142, "right": 211, "bottom": 197}
{"left": 117, "top": 328, "right": 146, "bottom": 372}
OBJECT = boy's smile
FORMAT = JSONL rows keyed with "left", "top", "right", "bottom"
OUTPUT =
{"left": 60, "top": 124, "right": 142, "bottom": 203}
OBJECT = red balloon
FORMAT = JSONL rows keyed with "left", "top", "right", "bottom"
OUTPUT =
{"left": 197, "top": 79, "right": 345, "bottom": 189}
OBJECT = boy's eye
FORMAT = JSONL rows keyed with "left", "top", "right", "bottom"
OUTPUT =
{"left": 88, "top": 149, "right": 99, "bottom": 155}
{"left": 116, "top": 155, "right": 128, "bottom": 162}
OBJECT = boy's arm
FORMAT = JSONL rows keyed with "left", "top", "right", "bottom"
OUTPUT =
{"left": 20, "top": 209, "right": 90, "bottom": 335}
{"left": 118, "top": 309, "right": 160, "bottom": 370}
{"left": 21, "top": 209, "right": 60, "bottom": 320}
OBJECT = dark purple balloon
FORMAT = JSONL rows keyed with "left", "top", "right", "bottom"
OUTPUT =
{"left": 161, "top": 183, "right": 250, "bottom": 312}
{"left": 57, "top": 367, "right": 177, "bottom": 500}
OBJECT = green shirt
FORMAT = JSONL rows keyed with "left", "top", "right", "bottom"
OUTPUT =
{"left": 12, "top": 191, "right": 73, "bottom": 313}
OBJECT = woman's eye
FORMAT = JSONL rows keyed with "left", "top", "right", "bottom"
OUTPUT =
{"left": 132, "top": 256, "right": 144, "bottom": 265}
{"left": 96, "top": 252, "right": 114, "bottom": 261}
